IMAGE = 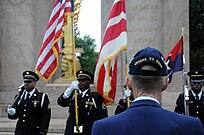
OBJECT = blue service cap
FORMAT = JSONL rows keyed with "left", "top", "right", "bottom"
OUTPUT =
{"left": 129, "top": 47, "right": 168, "bottom": 76}
{"left": 23, "top": 71, "right": 39, "bottom": 81}
{"left": 187, "top": 70, "right": 204, "bottom": 83}
{"left": 76, "top": 70, "right": 93, "bottom": 81}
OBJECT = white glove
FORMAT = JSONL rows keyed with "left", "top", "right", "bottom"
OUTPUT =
{"left": 70, "top": 81, "right": 79, "bottom": 90}
{"left": 7, "top": 105, "right": 16, "bottom": 116}
{"left": 63, "top": 81, "right": 79, "bottom": 98}
{"left": 122, "top": 89, "right": 131, "bottom": 99}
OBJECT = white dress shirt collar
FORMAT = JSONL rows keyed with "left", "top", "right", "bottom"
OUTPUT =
{"left": 25, "top": 88, "right": 35, "bottom": 99}
{"left": 191, "top": 90, "right": 202, "bottom": 100}
{"left": 80, "top": 89, "right": 89, "bottom": 98}
{"left": 133, "top": 96, "right": 160, "bottom": 104}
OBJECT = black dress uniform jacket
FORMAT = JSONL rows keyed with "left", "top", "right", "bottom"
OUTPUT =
{"left": 115, "top": 95, "right": 134, "bottom": 115}
{"left": 57, "top": 89, "right": 108, "bottom": 135}
{"left": 174, "top": 90, "right": 204, "bottom": 127}
{"left": 8, "top": 88, "right": 51, "bottom": 135}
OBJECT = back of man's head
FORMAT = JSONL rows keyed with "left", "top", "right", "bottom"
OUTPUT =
{"left": 128, "top": 47, "right": 168, "bottom": 93}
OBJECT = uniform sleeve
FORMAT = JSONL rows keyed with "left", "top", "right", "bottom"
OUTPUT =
{"left": 115, "top": 99, "right": 127, "bottom": 115}
{"left": 94, "top": 93, "right": 108, "bottom": 120}
{"left": 39, "top": 93, "right": 51, "bottom": 134}
{"left": 8, "top": 108, "right": 19, "bottom": 119}
{"left": 174, "top": 93, "right": 185, "bottom": 114}
{"left": 57, "top": 91, "right": 74, "bottom": 107}
{"left": 8, "top": 93, "right": 23, "bottom": 120}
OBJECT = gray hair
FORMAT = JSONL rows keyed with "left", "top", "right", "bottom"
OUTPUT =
{"left": 129, "top": 75, "right": 166, "bottom": 92}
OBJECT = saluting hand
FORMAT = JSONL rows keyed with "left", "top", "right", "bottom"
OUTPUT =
{"left": 63, "top": 81, "right": 79, "bottom": 98}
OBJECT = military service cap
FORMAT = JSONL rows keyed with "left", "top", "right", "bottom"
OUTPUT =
{"left": 23, "top": 71, "right": 39, "bottom": 81}
{"left": 129, "top": 47, "right": 168, "bottom": 76}
{"left": 187, "top": 70, "right": 204, "bottom": 83}
{"left": 76, "top": 70, "right": 93, "bottom": 81}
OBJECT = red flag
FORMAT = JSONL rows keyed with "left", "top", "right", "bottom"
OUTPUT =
{"left": 165, "top": 36, "right": 183, "bottom": 83}
{"left": 35, "top": 0, "right": 74, "bottom": 81}
{"left": 94, "top": 0, "right": 127, "bottom": 104}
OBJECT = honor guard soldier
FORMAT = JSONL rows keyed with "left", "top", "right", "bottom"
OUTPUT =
{"left": 57, "top": 70, "right": 108, "bottom": 135}
{"left": 7, "top": 71, "right": 51, "bottom": 135}
{"left": 115, "top": 85, "right": 134, "bottom": 115}
{"left": 175, "top": 70, "right": 204, "bottom": 127}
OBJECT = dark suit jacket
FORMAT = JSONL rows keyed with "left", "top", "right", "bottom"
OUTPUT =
{"left": 8, "top": 89, "right": 51, "bottom": 135}
{"left": 58, "top": 89, "right": 108, "bottom": 135}
{"left": 92, "top": 99, "right": 204, "bottom": 135}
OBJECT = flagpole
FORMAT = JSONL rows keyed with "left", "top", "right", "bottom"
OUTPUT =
{"left": 125, "top": 50, "right": 130, "bottom": 107}
{"left": 70, "top": 2, "right": 81, "bottom": 132}
{"left": 71, "top": 17, "right": 76, "bottom": 80}
{"left": 181, "top": 27, "right": 189, "bottom": 116}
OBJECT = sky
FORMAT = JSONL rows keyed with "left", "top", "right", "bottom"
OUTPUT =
{"left": 77, "top": 0, "right": 101, "bottom": 52}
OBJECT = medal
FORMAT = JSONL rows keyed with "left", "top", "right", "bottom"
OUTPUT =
{"left": 32, "top": 100, "right": 39, "bottom": 107}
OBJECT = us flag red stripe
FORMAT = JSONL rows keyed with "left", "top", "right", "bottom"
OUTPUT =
{"left": 35, "top": 0, "right": 74, "bottom": 81}
{"left": 94, "top": 0, "right": 127, "bottom": 104}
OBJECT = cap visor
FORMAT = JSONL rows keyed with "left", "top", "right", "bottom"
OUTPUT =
{"left": 191, "top": 79, "right": 203, "bottom": 83}
{"left": 23, "top": 78, "right": 35, "bottom": 81}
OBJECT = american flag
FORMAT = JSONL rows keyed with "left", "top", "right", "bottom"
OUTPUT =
{"left": 35, "top": 0, "right": 74, "bottom": 81}
{"left": 94, "top": 0, "right": 127, "bottom": 104}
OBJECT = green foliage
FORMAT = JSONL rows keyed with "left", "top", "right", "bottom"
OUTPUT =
{"left": 75, "top": 35, "right": 98, "bottom": 74}
{"left": 190, "top": 0, "right": 204, "bottom": 70}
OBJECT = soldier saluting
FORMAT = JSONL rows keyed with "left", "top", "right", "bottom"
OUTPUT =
{"left": 57, "top": 70, "right": 108, "bottom": 135}
{"left": 7, "top": 71, "right": 51, "bottom": 135}
{"left": 175, "top": 70, "right": 204, "bottom": 127}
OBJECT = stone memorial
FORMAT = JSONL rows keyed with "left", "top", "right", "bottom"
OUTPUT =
{"left": 0, "top": 0, "right": 189, "bottom": 118}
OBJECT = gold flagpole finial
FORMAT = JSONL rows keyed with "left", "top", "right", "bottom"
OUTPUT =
{"left": 181, "top": 27, "right": 184, "bottom": 36}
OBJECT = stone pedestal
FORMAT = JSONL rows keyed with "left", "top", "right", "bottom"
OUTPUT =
{"left": 45, "top": 84, "right": 69, "bottom": 118}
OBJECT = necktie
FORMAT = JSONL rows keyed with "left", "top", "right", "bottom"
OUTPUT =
{"left": 25, "top": 92, "right": 30, "bottom": 100}
{"left": 78, "top": 92, "right": 82, "bottom": 99}
{"left": 195, "top": 94, "right": 199, "bottom": 100}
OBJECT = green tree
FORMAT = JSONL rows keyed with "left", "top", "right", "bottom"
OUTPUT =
{"left": 190, "top": 0, "right": 204, "bottom": 70}
{"left": 75, "top": 35, "right": 98, "bottom": 74}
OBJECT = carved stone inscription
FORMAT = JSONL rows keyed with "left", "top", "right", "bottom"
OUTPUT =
{"left": 126, "top": 0, "right": 163, "bottom": 58}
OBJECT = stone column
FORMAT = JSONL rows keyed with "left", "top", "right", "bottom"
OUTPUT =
{"left": 0, "top": 0, "right": 36, "bottom": 86}
{"left": 0, "top": 0, "right": 51, "bottom": 115}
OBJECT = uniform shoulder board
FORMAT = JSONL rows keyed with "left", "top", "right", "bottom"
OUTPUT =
{"left": 91, "top": 91, "right": 100, "bottom": 95}
{"left": 37, "top": 89, "right": 46, "bottom": 94}
{"left": 91, "top": 92, "right": 102, "bottom": 97}
{"left": 36, "top": 89, "right": 42, "bottom": 93}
